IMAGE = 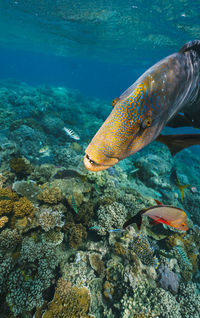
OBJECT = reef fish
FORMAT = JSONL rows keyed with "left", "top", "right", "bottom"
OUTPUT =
{"left": 123, "top": 201, "right": 188, "bottom": 231}
{"left": 84, "top": 40, "right": 200, "bottom": 171}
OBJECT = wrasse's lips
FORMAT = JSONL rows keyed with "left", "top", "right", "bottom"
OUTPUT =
{"left": 84, "top": 154, "right": 118, "bottom": 172}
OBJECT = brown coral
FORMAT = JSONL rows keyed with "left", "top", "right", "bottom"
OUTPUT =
{"left": 64, "top": 222, "right": 87, "bottom": 249}
{"left": 10, "top": 157, "right": 32, "bottom": 176}
{"left": 13, "top": 197, "right": 34, "bottom": 218}
{"left": 0, "top": 188, "right": 18, "bottom": 216}
{"left": 114, "top": 242, "right": 126, "bottom": 256}
{"left": 37, "top": 187, "right": 62, "bottom": 204}
{"left": 43, "top": 283, "right": 91, "bottom": 318}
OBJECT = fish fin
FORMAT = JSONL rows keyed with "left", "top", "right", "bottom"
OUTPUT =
{"left": 174, "top": 173, "right": 190, "bottom": 201}
{"left": 156, "top": 134, "right": 200, "bottom": 156}
{"left": 112, "top": 97, "right": 120, "bottom": 108}
{"left": 154, "top": 199, "right": 163, "bottom": 205}
{"left": 149, "top": 219, "right": 160, "bottom": 225}
{"left": 123, "top": 209, "right": 147, "bottom": 230}
{"left": 178, "top": 184, "right": 191, "bottom": 201}
{"left": 179, "top": 40, "right": 200, "bottom": 55}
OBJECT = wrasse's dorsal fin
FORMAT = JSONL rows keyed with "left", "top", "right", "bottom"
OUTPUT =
{"left": 179, "top": 40, "right": 200, "bottom": 55}
{"left": 156, "top": 134, "right": 200, "bottom": 156}
{"left": 112, "top": 97, "right": 120, "bottom": 108}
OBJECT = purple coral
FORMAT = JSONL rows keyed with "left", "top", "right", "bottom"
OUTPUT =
{"left": 158, "top": 264, "right": 179, "bottom": 294}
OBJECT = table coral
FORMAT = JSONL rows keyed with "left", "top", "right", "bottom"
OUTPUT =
{"left": 37, "top": 186, "right": 62, "bottom": 204}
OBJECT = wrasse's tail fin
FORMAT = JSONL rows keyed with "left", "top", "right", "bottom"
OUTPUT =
{"left": 179, "top": 40, "right": 200, "bottom": 55}
{"left": 156, "top": 134, "right": 200, "bottom": 156}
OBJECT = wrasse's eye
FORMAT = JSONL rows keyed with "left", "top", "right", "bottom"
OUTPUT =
{"left": 142, "top": 117, "right": 152, "bottom": 129}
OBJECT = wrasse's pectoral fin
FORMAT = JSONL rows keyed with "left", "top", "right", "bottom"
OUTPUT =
{"left": 156, "top": 134, "right": 200, "bottom": 156}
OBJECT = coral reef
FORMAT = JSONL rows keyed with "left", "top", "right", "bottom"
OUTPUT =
{"left": 0, "top": 80, "right": 199, "bottom": 317}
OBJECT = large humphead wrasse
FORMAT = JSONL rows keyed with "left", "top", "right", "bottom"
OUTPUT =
{"left": 84, "top": 40, "right": 200, "bottom": 171}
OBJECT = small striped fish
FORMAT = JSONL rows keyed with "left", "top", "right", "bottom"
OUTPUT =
{"left": 63, "top": 127, "right": 80, "bottom": 141}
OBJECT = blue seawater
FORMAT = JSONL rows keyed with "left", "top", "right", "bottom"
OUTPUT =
{"left": 0, "top": 1, "right": 200, "bottom": 317}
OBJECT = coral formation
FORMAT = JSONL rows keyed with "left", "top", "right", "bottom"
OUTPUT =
{"left": 37, "top": 186, "right": 62, "bottom": 204}
{"left": 38, "top": 208, "right": 64, "bottom": 231}
{"left": 158, "top": 264, "right": 180, "bottom": 294}
{"left": 0, "top": 188, "right": 18, "bottom": 216}
{"left": 42, "top": 229, "right": 64, "bottom": 246}
{"left": 0, "top": 216, "right": 8, "bottom": 229}
{"left": 9, "top": 157, "right": 32, "bottom": 176}
{"left": 130, "top": 233, "right": 156, "bottom": 266}
{"left": 43, "top": 280, "right": 91, "bottom": 318}
{"left": 13, "top": 196, "right": 34, "bottom": 217}
{"left": 89, "top": 253, "right": 105, "bottom": 276}
{"left": 64, "top": 222, "right": 87, "bottom": 249}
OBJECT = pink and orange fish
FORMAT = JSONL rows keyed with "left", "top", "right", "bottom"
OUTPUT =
{"left": 123, "top": 200, "right": 188, "bottom": 231}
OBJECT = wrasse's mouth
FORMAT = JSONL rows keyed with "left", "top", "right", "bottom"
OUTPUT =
{"left": 84, "top": 153, "right": 118, "bottom": 171}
